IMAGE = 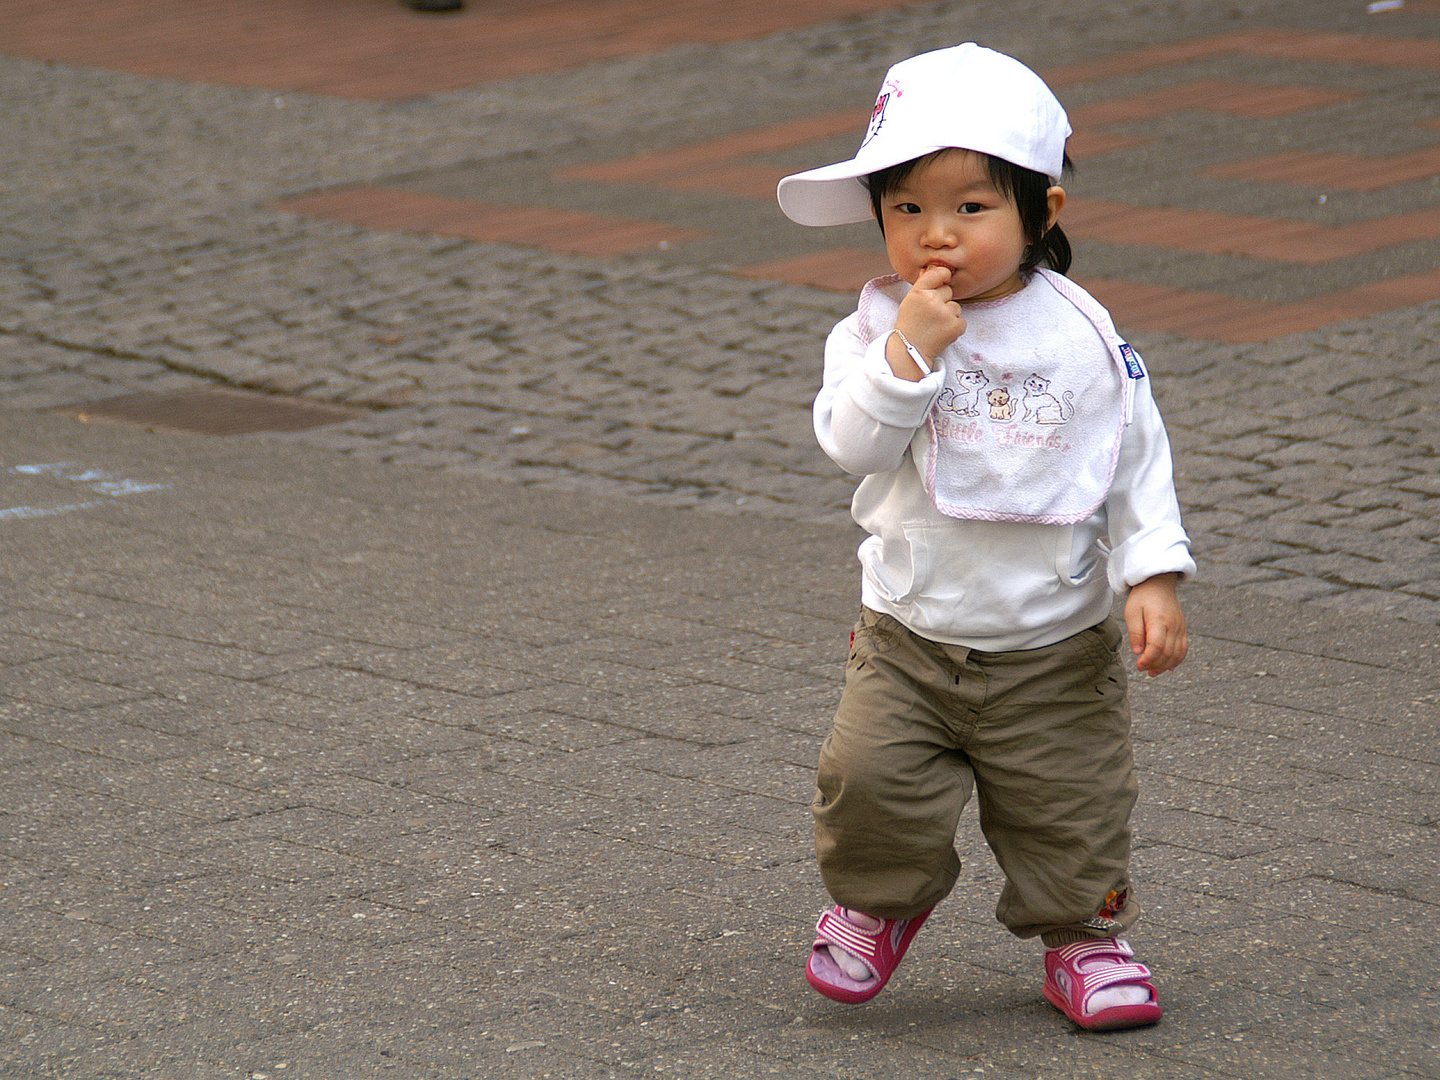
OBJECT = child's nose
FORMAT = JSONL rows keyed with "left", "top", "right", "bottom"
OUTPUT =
{"left": 921, "top": 215, "right": 957, "bottom": 247}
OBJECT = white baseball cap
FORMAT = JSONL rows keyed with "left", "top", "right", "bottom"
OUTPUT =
{"left": 777, "top": 43, "right": 1071, "bottom": 227}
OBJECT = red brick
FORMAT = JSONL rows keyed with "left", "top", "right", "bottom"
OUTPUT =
{"left": 1329, "top": 207, "right": 1440, "bottom": 255}
{"left": 734, "top": 249, "right": 892, "bottom": 293}
{"left": 1244, "top": 30, "right": 1440, "bottom": 69}
{"left": 1065, "top": 200, "right": 1323, "bottom": 258}
{"left": 1201, "top": 302, "right": 1337, "bottom": 342}
{"left": 1078, "top": 266, "right": 1440, "bottom": 343}
{"left": 1061, "top": 200, "right": 1144, "bottom": 231}
{"left": 1042, "top": 32, "right": 1261, "bottom": 86}
{"left": 658, "top": 162, "right": 791, "bottom": 200}
{"left": 0, "top": 0, "right": 923, "bottom": 99}
{"left": 1064, "top": 197, "right": 1440, "bottom": 263}
{"left": 1070, "top": 80, "right": 1353, "bottom": 127}
{"left": 570, "top": 78, "right": 1363, "bottom": 192}
{"left": 558, "top": 111, "right": 867, "bottom": 186}
{"left": 1075, "top": 278, "right": 1269, "bottom": 336}
{"left": 1066, "top": 130, "right": 1147, "bottom": 158}
{"left": 274, "top": 188, "right": 706, "bottom": 256}
{"left": 1043, "top": 29, "right": 1440, "bottom": 89}
{"left": 1340, "top": 267, "right": 1440, "bottom": 308}
{"left": 1207, "top": 146, "right": 1440, "bottom": 191}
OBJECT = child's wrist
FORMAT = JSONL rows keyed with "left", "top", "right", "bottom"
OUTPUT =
{"left": 1137, "top": 572, "right": 1181, "bottom": 591}
{"left": 888, "top": 329, "right": 933, "bottom": 376}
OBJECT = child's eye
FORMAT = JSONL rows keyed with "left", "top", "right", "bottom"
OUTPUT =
{"left": 895, "top": 202, "right": 921, "bottom": 214}
{"left": 959, "top": 202, "right": 985, "bottom": 214}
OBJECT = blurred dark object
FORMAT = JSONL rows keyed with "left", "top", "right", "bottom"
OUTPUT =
{"left": 404, "top": 0, "right": 464, "bottom": 12}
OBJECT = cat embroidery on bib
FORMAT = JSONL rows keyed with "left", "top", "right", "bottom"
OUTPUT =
{"left": 938, "top": 369, "right": 988, "bottom": 417}
{"left": 1020, "top": 374, "right": 1074, "bottom": 425}
{"left": 931, "top": 360, "right": 1078, "bottom": 458}
{"left": 986, "top": 386, "right": 1014, "bottom": 421}
{"left": 936, "top": 364, "right": 1075, "bottom": 434}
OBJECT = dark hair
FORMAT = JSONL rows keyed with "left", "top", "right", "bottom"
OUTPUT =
{"left": 865, "top": 149, "right": 1073, "bottom": 275}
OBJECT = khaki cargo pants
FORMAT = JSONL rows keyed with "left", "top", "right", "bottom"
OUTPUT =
{"left": 813, "top": 608, "right": 1141, "bottom": 944}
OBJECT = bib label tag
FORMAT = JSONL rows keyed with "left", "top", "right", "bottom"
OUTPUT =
{"left": 1119, "top": 343, "right": 1146, "bottom": 380}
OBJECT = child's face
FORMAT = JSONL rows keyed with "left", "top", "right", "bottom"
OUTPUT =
{"left": 878, "top": 149, "right": 1053, "bottom": 304}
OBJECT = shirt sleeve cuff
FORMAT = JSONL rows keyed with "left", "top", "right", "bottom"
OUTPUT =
{"left": 853, "top": 335, "right": 944, "bottom": 428}
{"left": 1107, "top": 525, "right": 1197, "bottom": 592}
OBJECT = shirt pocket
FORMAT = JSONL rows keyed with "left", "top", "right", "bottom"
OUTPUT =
{"left": 863, "top": 518, "right": 935, "bottom": 606}
{"left": 1055, "top": 523, "right": 1103, "bottom": 586}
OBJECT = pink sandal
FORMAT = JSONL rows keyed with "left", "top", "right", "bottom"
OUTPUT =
{"left": 1043, "top": 938, "right": 1163, "bottom": 1031}
{"left": 805, "top": 905, "right": 932, "bottom": 1004}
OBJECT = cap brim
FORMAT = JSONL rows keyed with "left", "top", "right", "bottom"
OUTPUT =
{"left": 776, "top": 162, "right": 872, "bottom": 227}
{"left": 777, "top": 144, "right": 946, "bottom": 226}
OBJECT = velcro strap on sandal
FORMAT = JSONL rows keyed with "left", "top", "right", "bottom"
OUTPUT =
{"left": 1052, "top": 937, "right": 1135, "bottom": 966}
{"left": 1050, "top": 938, "right": 1153, "bottom": 1013}
{"left": 1079, "top": 962, "right": 1152, "bottom": 995}
{"left": 815, "top": 909, "right": 880, "bottom": 962}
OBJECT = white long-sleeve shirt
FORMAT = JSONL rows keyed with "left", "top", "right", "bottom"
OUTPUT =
{"left": 815, "top": 273, "right": 1195, "bottom": 651}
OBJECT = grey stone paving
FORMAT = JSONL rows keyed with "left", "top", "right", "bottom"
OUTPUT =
{"left": 1, "top": 0, "right": 1439, "bottom": 1076}
{"left": 2, "top": 408, "right": 1437, "bottom": 1079}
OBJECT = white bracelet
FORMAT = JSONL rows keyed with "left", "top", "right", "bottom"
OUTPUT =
{"left": 889, "top": 329, "right": 932, "bottom": 375}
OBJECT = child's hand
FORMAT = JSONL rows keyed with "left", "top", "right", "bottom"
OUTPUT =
{"left": 1124, "top": 573, "right": 1188, "bottom": 677}
{"left": 885, "top": 265, "right": 967, "bottom": 380}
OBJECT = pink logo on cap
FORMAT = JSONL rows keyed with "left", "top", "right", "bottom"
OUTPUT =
{"left": 862, "top": 78, "right": 903, "bottom": 148}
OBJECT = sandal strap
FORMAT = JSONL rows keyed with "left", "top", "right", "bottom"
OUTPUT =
{"left": 1077, "top": 961, "right": 1154, "bottom": 1014}
{"left": 1048, "top": 938, "right": 1154, "bottom": 1013}
{"left": 1052, "top": 937, "right": 1135, "bottom": 965}
{"left": 1077, "top": 961, "right": 1153, "bottom": 994}
{"left": 815, "top": 909, "right": 882, "bottom": 962}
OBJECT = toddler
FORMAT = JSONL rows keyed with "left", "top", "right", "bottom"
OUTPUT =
{"left": 775, "top": 43, "right": 1194, "bottom": 1031}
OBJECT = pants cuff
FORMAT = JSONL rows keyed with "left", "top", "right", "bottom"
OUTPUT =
{"left": 1041, "top": 928, "right": 1121, "bottom": 948}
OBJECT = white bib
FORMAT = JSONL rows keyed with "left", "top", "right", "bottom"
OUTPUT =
{"left": 858, "top": 270, "right": 1143, "bottom": 525}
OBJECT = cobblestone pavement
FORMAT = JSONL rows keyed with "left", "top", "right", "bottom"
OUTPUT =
{"left": 2, "top": 408, "right": 1437, "bottom": 1080}
{"left": 2, "top": 2, "right": 1439, "bottom": 1078}
{"left": 1, "top": 0, "right": 1437, "bottom": 624}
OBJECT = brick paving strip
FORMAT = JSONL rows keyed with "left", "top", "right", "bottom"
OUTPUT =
{"left": 272, "top": 188, "right": 708, "bottom": 259}
{"left": 0, "top": 0, "right": 925, "bottom": 97}
{"left": 269, "top": 26, "right": 1440, "bottom": 341}
{"left": 1207, "top": 143, "right": 1440, "bottom": 189}
{"left": 567, "top": 28, "right": 1440, "bottom": 339}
